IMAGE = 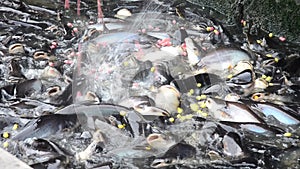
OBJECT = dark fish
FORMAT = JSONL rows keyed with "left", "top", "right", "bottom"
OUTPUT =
{"left": 8, "top": 58, "right": 26, "bottom": 81}
{"left": 132, "top": 62, "right": 173, "bottom": 87}
{"left": 47, "top": 83, "right": 73, "bottom": 106}
{"left": 151, "top": 142, "right": 196, "bottom": 168}
{"left": 172, "top": 28, "right": 188, "bottom": 45}
{"left": 16, "top": 79, "right": 43, "bottom": 98}
{"left": 0, "top": 79, "right": 43, "bottom": 98}
{"left": 226, "top": 69, "right": 254, "bottom": 86}
{"left": 56, "top": 104, "right": 150, "bottom": 137}
{"left": 13, "top": 114, "right": 77, "bottom": 140}
{"left": 171, "top": 73, "right": 222, "bottom": 93}
{"left": 20, "top": 138, "right": 71, "bottom": 167}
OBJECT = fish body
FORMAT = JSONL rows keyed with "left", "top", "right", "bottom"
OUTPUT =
{"left": 184, "top": 37, "right": 202, "bottom": 66}
{"left": 251, "top": 102, "right": 300, "bottom": 125}
{"left": 13, "top": 114, "right": 77, "bottom": 140}
{"left": 56, "top": 104, "right": 148, "bottom": 137}
{"left": 206, "top": 98, "right": 264, "bottom": 123}
{"left": 151, "top": 142, "right": 196, "bottom": 168}
{"left": 198, "top": 48, "right": 251, "bottom": 74}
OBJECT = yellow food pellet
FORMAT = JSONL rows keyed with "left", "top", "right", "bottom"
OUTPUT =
{"left": 199, "top": 102, "right": 206, "bottom": 108}
{"left": 150, "top": 67, "right": 155, "bottom": 72}
{"left": 13, "top": 124, "right": 18, "bottom": 130}
{"left": 266, "top": 54, "right": 272, "bottom": 58}
{"left": 213, "top": 29, "right": 219, "bottom": 34}
{"left": 253, "top": 95, "right": 259, "bottom": 100}
{"left": 201, "top": 112, "right": 208, "bottom": 117}
{"left": 118, "top": 124, "right": 125, "bottom": 129}
{"left": 145, "top": 146, "right": 151, "bottom": 150}
{"left": 190, "top": 103, "right": 199, "bottom": 112}
{"left": 123, "top": 61, "right": 129, "bottom": 67}
{"left": 268, "top": 83, "right": 274, "bottom": 86}
{"left": 197, "top": 83, "right": 202, "bottom": 88}
{"left": 197, "top": 110, "right": 208, "bottom": 117}
{"left": 3, "top": 132, "right": 9, "bottom": 139}
{"left": 177, "top": 107, "right": 183, "bottom": 114}
{"left": 200, "top": 95, "right": 207, "bottom": 100}
{"left": 284, "top": 132, "right": 292, "bottom": 137}
{"left": 256, "top": 39, "right": 262, "bottom": 44}
{"left": 169, "top": 117, "right": 175, "bottom": 123}
{"left": 227, "top": 74, "right": 233, "bottom": 79}
{"left": 206, "top": 27, "right": 212, "bottom": 31}
{"left": 242, "top": 21, "right": 246, "bottom": 27}
{"left": 119, "top": 111, "right": 127, "bottom": 116}
{"left": 189, "top": 89, "right": 194, "bottom": 95}
{"left": 268, "top": 33, "right": 273, "bottom": 38}
{"left": 261, "top": 74, "right": 267, "bottom": 79}
{"left": 197, "top": 110, "right": 203, "bottom": 114}
{"left": 265, "top": 76, "right": 272, "bottom": 82}
{"left": 196, "top": 95, "right": 207, "bottom": 100}
{"left": 274, "top": 58, "right": 279, "bottom": 62}
{"left": 3, "top": 142, "right": 9, "bottom": 148}
{"left": 176, "top": 114, "right": 182, "bottom": 118}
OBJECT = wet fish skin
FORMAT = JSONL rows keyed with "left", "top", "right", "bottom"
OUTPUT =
{"left": 13, "top": 114, "right": 77, "bottom": 140}
{"left": 155, "top": 85, "right": 180, "bottom": 114}
{"left": 249, "top": 101, "right": 300, "bottom": 126}
{"left": 185, "top": 37, "right": 202, "bottom": 66}
{"left": 151, "top": 142, "right": 196, "bottom": 168}
{"left": 56, "top": 104, "right": 150, "bottom": 137}
{"left": 222, "top": 132, "right": 244, "bottom": 158}
{"left": 198, "top": 48, "right": 251, "bottom": 74}
{"left": 206, "top": 98, "right": 264, "bottom": 123}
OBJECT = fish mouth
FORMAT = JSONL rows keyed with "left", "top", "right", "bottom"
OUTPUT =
{"left": 147, "top": 133, "right": 160, "bottom": 143}
{"left": 150, "top": 158, "right": 172, "bottom": 168}
{"left": 8, "top": 43, "right": 25, "bottom": 54}
{"left": 47, "top": 86, "right": 61, "bottom": 96}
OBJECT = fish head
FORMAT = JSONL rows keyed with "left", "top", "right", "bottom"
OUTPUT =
{"left": 184, "top": 37, "right": 202, "bottom": 65}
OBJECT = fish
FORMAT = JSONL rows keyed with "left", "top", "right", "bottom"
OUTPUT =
{"left": 146, "top": 133, "right": 177, "bottom": 151}
{"left": 171, "top": 73, "right": 222, "bottom": 93}
{"left": 222, "top": 132, "right": 244, "bottom": 158}
{"left": 13, "top": 114, "right": 77, "bottom": 140}
{"left": 249, "top": 101, "right": 300, "bottom": 126}
{"left": 154, "top": 85, "right": 180, "bottom": 114}
{"left": 198, "top": 48, "right": 252, "bottom": 75}
{"left": 205, "top": 98, "right": 264, "bottom": 123}
{"left": 56, "top": 104, "right": 150, "bottom": 137}
{"left": 184, "top": 37, "right": 203, "bottom": 66}
{"left": 20, "top": 138, "right": 71, "bottom": 167}
{"left": 150, "top": 142, "right": 196, "bottom": 168}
